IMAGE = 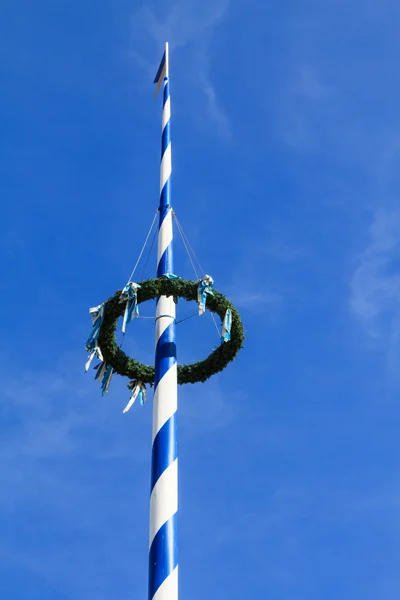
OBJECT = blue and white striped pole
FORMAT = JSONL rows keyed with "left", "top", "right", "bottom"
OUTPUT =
{"left": 149, "top": 42, "right": 178, "bottom": 600}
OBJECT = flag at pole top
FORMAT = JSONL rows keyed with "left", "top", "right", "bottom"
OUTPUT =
{"left": 154, "top": 43, "right": 169, "bottom": 97}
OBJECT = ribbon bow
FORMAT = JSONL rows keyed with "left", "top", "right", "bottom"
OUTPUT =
{"left": 123, "top": 380, "right": 147, "bottom": 413}
{"left": 221, "top": 308, "right": 232, "bottom": 343}
{"left": 197, "top": 275, "right": 214, "bottom": 315}
{"left": 120, "top": 282, "right": 141, "bottom": 334}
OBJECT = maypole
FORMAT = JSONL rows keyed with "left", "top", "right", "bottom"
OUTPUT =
{"left": 149, "top": 42, "right": 178, "bottom": 600}
{"left": 84, "top": 40, "right": 244, "bottom": 600}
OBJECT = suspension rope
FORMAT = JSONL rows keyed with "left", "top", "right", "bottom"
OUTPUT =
{"left": 210, "top": 311, "right": 221, "bottom": 338}
{"left": 172, "top": 212, "right": 200, "bottom": 280}
{"left": 172, "top": 210, "right": 220, "bottom": 339}
{"left": 140, "top": 221, "right": 158, "bottom": 280}
{"left": 125, "top": 208, "right": 159, "bottom": 284}
{"left": 175, "top": 312, "right": 198, "bottom": 325}
{"left": 121, "top": 208, "right": 220, "bottom": 340}
{"left": 173, "top": 210, "right": 206, "bottom": 277}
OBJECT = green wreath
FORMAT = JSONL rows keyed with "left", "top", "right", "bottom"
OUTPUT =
{"left": 97, "top": 278, "right": 244, "bottom": 385}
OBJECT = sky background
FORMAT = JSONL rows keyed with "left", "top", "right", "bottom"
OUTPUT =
{"left": 1, "top": 1, "right": 400, "bottom": 598}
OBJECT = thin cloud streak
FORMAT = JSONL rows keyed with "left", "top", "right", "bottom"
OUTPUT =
{"left": 129, "top": 0, "right": 231, "bottom": 137}
{"left": 350, "top": 208, "right": 400, "bottom": 369}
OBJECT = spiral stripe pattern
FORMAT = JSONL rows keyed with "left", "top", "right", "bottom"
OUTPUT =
{"left": 149, "top": 64, "right": 178, "bottom": 600}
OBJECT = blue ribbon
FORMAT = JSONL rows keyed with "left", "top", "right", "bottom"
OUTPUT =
{"left": 94, "top": 360, "right": 106, "bottom": 380}
{"left": 120, "top": 282, "right": 141, "bottom": 334}
{"left": 85, "top": 303, "right": 105, "bottom": 352}
{"left": 197, "top": 275, "right": 214, "bottom": 315}
{"left": 94, "top": 362, "right": 113, "bottom": 395}
{"left": 221, "top": 308, "right": 232, "bottom": 343}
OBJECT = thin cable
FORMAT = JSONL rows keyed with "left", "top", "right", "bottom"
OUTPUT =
{"left": 172, "top": 211, "right": 220, "bottom": 338}
{"left": 210, "top": 311, "right": 221, "bottom": 338}
{"left": 175, "top": 312, "right": 198, "bottom": 325}
{"left": 173, "top": 215, "right": 199, "bottom": 279}
{"left": 173, "top": 211, "right": 206, "bottom": 276}
{"left": 173, "top": 212, "right": 200, "bottom": 277}
{"left": 172, "top": 212, "right": 199, "bottom": 279}
{"left": 140, "top": 222, "right": 158, "bottom": 280}
{"left": 125, "top": 209, "right": 159, "bottom": 284}
{"left": 122, "top": 210, "right": 220, "bottom": 338}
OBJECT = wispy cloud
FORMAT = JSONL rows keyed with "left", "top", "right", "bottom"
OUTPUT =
{"left": 350, "top": 208, "right": 400, "bottom": 367}
{"left": 129, "top": 0, "right": 231, "bottom": 138}
{"left": 0, "top": 358, "right": 151, "bottom": 463}
{"left": 1, "top": 346, "right": 242, "bottom": 463}
{"left": 231, "top": 290, "right": 283, "bottom": 314}
{"left": 224, "top": 231, "right": 303, "bottom": 316}
{"left": 0, "top": 354, "right": 244, "bottom": 598}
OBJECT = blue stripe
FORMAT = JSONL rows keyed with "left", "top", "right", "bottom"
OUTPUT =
{"left": 157, "top": 243, "right": 174, "bottom": 277}
{"left": 154, "top": 321, "right": 177, "bottom": 389}
{"left": 159, "top": 203, "right": 170, "bottom": 227}
{"left": 163, "top": 79, "right": 170, "bottom": 103}
{"left": 161, "top": 123, "right": 170, "bottom": 157}
{"left": 148, "top": 513, "right": 178, "bottom": 600}
{"left": 151, "top": 415, "right": 177, "bottom": 492}
{"left": 159, "top": 184, "right": 171, "bottom": 215}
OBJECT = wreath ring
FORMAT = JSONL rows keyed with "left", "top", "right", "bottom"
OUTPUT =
{"left": 98, "top": 278, "right": 244, "bottom": 385}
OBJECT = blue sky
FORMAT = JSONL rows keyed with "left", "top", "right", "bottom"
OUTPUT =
{"left": 1, "top": 0, "right": 400, "bottom": 598}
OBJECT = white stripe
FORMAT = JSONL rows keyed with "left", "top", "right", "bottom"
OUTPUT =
{"left": 162, "top": 96, "right": 170, "bottom": 132}
{"left": 149, "top": 459, "right": 178, "bottom": 546}
{"left": 160, "top": 143, "right": 172, "bottom": 193}
{"left": 156, "top": 313, "right": 175, "bottom": 342}
{"left": 152, "top": 566, "right": 178, "bottom": 600}
{"left": 157, "top": 208, "right": 173, "bottom": 260}
{"left": 152, "top": 362, "right": 177, "bottom": 442}
{"left": 156, "top": 296, "right": 176, "bottom": 319}
{"left": 156, "top": 296, "right": 176, "bottom": 340}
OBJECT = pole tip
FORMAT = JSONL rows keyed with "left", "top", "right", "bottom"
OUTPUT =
{"left": 165, "top": 42, "right": 169, "bottom": 77}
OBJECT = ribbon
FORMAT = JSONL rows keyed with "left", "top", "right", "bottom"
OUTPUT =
{"left": 101, "top": 365, "right": 113, "bottom": 396}
{"left": 94, "top": 360, "right": 107, "bottom": 381}
{"left": 85, "top": 303, "right": 105, "bottom": 352}
{"left": 221, "top": 308, "right": 232, "bottom": 343}
{"left": 85, "top": 343, "right": 103, "bottom": 372}
{"left": 120, "top": 282, "right": 141, "bottom": 334}
{"left": 94, "top": 362, "right": 113, "bottom": 396}
{"left": 123, "top": 380, "right": 147, "bottom": 413}
{"left": 197, "top": 274, "right": 214, "bottom": 315}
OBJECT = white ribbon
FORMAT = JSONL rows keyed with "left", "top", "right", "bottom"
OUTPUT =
{"left": 221, "top": 308, "right": 232, "bottom": 343}
{"left": 197, "top": 274, "right": 214, "bottom": 315}
{"left": 123, "top": 380, "right": 147, "bottom": 413}
{"left": 85, "top": 343, "right": 103, "bottom": 372}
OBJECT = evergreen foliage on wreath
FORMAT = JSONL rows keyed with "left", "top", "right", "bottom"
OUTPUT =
{"left": 98, "top": 278, "right": 244, "bottom": 385}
